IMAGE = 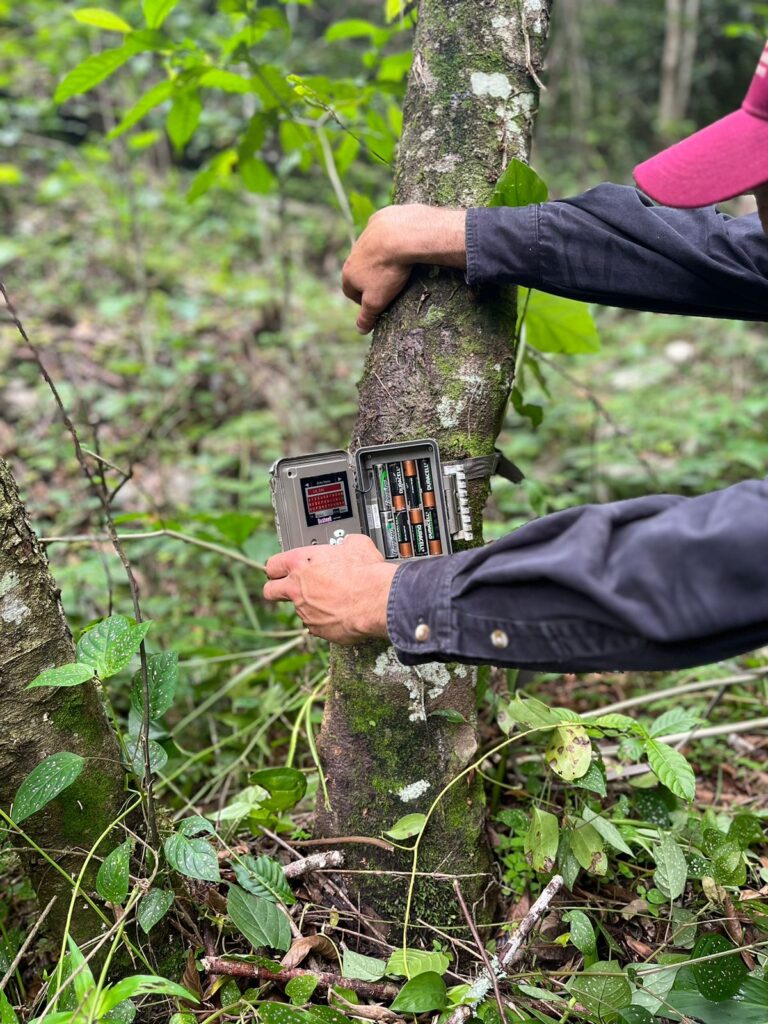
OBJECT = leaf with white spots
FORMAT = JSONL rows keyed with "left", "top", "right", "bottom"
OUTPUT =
{"left": 76, "top": 615, "right": 152, "bottom": 680}
{"left": 164, "top": 832, "right": 220, "bottom": 883}
{"left": 227, "top": 884, "right": 292, "bottom": 952}
{"left": 125, "top": 734, "right": 168, "bottom": 775}
{"left": 12, "top": 752, "right": 85, "bottom": 823}
{"left": 96, "top": 839, "right": 132, "bottom": 905}
{"left": 285, "top": 974, "right": 318, "bottom": 1005}
{"left": 131, "top": 651, "right": 178, "bottom": 719}
{"left": 342, "top": 948, "right": 387, "bottom": 982}
{"left": 581, "top": 807, "right": 633, "bottom": 856}
{"left": 0, "top": 990, "right": 19, "bottom": 1024}
{"left": 137, "top": 888, "right": 174, "bottom": 934}
{"left": 27, "top": 663, "right": 95, "bottom": 689}
{"left": 569, "top": 962, "right": 632, "bottom": 1022}
{"left": 653, "top": 833, "right": 688, "bottom": 900}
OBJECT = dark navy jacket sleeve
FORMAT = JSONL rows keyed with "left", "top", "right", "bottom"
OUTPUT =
{"left": 387, "top": 186, "right": 768, "bottom": 670}
{"left": 465, "top": 183, "right": 768, "bottom": 320}
{"left": 387, "top": 479, "right": 768, "bottom": 672}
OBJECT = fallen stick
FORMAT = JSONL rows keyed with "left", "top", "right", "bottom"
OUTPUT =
{"left": 444, "top": 875, "right": 564, "bottom": 1024}
{"left": 0, "top": 896, "right": 56, "bottom": 994}
{"left": 284, "top": 851, "right": 345, "bottom": 879}
{"left": 200, "top": 958, "right": 400, "bottom": 1001}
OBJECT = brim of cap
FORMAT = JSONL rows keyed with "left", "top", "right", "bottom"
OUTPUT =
{"left": 634, "top": 108, "right": 768, "bottom": 207}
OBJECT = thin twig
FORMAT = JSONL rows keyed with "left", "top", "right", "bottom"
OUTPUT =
{"left": 200, "top": 958, "right": 400, "bottom": 1000}
{"left": 283, "top": 851, "right": 345, "bottom": 879}
{"left": 453, "top": 880, "right": 508, "bottom": 1024}
{"left": 291, "top": 835, "right": 396, "bottom": 854}
{"left": 498, "top": 875, "right": 563, "bottom": 969}
{"left": 582, "top": 670, "right": 768, "bottom": 717}
{"left": 0, "top": 282, "right": 159, "bottom": 849}
{"left": 0, "top": 896, "right": 57, "bottom": 994}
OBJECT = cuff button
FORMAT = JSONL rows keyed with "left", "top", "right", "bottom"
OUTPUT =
{"left": 414, "top": 623, "right": 431, "bottom": 642}
{"left": 490, "top": 629, "right": 509, "bottom": 649}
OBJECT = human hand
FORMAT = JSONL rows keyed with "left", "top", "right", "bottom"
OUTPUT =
{"left": 263, "top": 534, "right": 398, "bottom": 644}
{"left": 341, "top": 204, "right": 467, "bottom": 334}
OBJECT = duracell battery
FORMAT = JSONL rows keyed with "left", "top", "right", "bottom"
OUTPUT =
{"left": 382, "top": 511, "right": 398, "bottom": 558}
{"left": 395, "top": 508, "right": 413, "bottom": 557}
{"left": 417, "top": 457, "right": 437, "bottom": 509}
{"left": 403, "top": 459, "right": 421, "bottom": 509}
{"left": 388, "top": 462, "right": 407, "bottom": 512}
{"left": 409, "top": 508, "right": 427, "bottom": 557}
{"left": 424, "top": 506, "right": 443, "bottom": 555}
{"left": 374, "top": 463, "right": 393, "bottom": 513}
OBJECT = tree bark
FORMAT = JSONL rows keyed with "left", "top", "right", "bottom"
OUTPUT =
{"left": 659, "top": 0, "right": 700, "bottom": 134}
{"left": 316, "top": 0, "right": 550, "bottom": 935}
{"left": 0, "top": 458, "right": 125, "bottom": 945}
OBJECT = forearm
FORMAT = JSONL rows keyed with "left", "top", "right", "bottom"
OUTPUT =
{"left": 387, "top": 478, "right": 768, "bottom": 672}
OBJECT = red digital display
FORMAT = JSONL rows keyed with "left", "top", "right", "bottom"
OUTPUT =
{"left": 305, "top": 481, "right": 348, "bottom": 516}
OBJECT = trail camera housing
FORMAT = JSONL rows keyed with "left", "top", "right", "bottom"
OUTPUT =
{"left": 270, "top": 439, "right": 475, "bottom": 562}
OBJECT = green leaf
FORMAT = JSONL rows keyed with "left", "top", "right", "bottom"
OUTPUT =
{"left": 712, "top": 840, "right": 746, "bottom": 886}
{"left": 250, "top": 767, "right": 307, "bottom": 811}
{"left": 385, "top": 949, "right": 450, "bottom": 979}
{"left": 617, "top": 1009, "right": 653, "bottom": 1024}
{"left": 490, "top": 158, "right": 548, "bottom": 208}
{"left": 125, "top": 734, "right": 168, "bottom": 775}
{"left": 199, "top": 69, "right": 256, "bottom": 93}
{"left": 73, "top": 8, "right": 132, "bottom": 31}
{"left": 545, "top": 725, "right": 592, "bottom": 781}
{"left": 557, "top": 830, "right": 581, "bottom": 890}
{"left": 563, "top": 910, "right": 597, "bottom": 966}
{"left": 178, "top": 815, "right": 215, "bottom": 836}
{"left": 285, "top": 975, "right": 319, "bottom": 1005}
{"left": 325, "top": 19, "right": 388, "bottom": 43}
{"left": 142, "top": 0, "right": 178, "bottom": 28}
{"left": 728, "top": 814, "right": 765, "bottom": 850}
{"left": 589, "top": 714, "right": 641, "bottom": 734}
{"left": 692, "top": 934, "right": 747, "bottom": 1001}
{"left": 665, "top": 990, "right": 767, "bottom": 1024}
{"left": 384, "top": 813, "right": 426, "bottom": 841}
{"left": 167, "top": 92, "right": 202, "bottom": 151}
{"left": 653, "top": 832, "right": 688, "bottom": 900}
{"left": 341, "top": 948, "right": 387, "bottom": 982}
{"left": 522, "top": 290, "right": 601, "bottom": 355}
{"left": 55, "top": 46, "right": 136, "bottom": 103}
{"left": 12, "top": 752, "right": 85, "bottom": 823}
{"left": 581, "top": 807, "right": 633, "bottom": 856}
{"left": 239, "top": 157, "right": 277, "bottom": 194}
{"left": 390, "top": 972, "right": 447, "bottom": 1013}
{"left": 27, "top": 663, "right": 94, "bottom": 689}
{"left": 569, "top": 962, "right": 632, "bottom": 1023}
{"left": 569, "top": 822, "right": 607, "bottom": 876}
{"left": 233, "top": 854, "right": 295, "bottom": 905}
{"left": 99, "top": 975, "right": 198, "bottom": 1012}
{"left": 164, "top": 833, "right": 220, "bottom": 883}
{"left": 570, "top": 761, "right": 607, "bottom": 798}
{"left": 648, "top": 708, "right": 702, "bottom": 738}
{"left": 109, "top": 80, "right": 173, "bottom": 138}
{"left": 96, "top": 839, "right": 132, "bottom": 905}
{"left": 524, "top": 807, "right": 559, "bottom": 873}
{"left": 131, "top": 651, "right": 178, "bottom": 718}
{"left": 76, "top": 615, "right": 151, "bottom": 679}
{"left": 136, "top": 889, "right": 173, "bottom": 935}
{"left": 645, "top": 740, "right": 696, "bottom": 801}
{"left": 428, "top": 709, "right": 466, "bottom": 724}
{"left": 499, "top": 695, "right": 580, "bottom": 731}
{"left": 227, "top": 884, "right": 292, "bottom": 952}
{"left": 0, "top": 991, "right": 19, "bottom": 1024}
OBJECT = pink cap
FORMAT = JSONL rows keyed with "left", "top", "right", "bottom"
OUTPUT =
{"left": 634, "top": 40, "right": 768, "bottom": 207}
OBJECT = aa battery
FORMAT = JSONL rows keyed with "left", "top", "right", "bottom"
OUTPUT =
{"left": 409, "top": 508, "right": 427, "bottom": 557}
{"left": 388, "top": 462, "right": 407, "bottom": 512}
{"left": 403, "top": 459, "right": 421, "bottom": 509}
{"left": 417, "top": 457, "right": 437, "bottom": 509}
{"left": 395, "top": 508, "right": 413, "bottom": 557}
{"left": 374, "top": 463, "right": 393, "bottom": 512}
{"left": 424, "top": 506, "right": 443, "bottom": 555}
{"left": 382, "top": 511, "right": 398, "bottom": 558}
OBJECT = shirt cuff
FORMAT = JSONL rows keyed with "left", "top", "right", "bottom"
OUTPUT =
{"left": 465, "top": 204, "right": 541, "bottom": 289}
{"left": 386, "top": 554, "right": 457, "bottom": 664}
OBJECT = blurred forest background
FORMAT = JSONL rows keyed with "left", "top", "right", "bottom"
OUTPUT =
{"left": 2, "top": 1, "right": 768, "bottom": 1020}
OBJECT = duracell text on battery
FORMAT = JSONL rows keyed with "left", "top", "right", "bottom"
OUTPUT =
{"left": 403, "top": 459, "right": 421, "bottom": 509}
{"left": 409, "top": 507, "right": 427, "bottom": 556}
{"left": 394, "top": 507, "right": 413, "bottom": 558}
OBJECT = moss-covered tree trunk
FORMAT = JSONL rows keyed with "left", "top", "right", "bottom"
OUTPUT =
{"left": 0, "top": 458, "right": 125, "bottom": 944}
{"left": 317, "top": 0, "right": 550, "bottom": 934}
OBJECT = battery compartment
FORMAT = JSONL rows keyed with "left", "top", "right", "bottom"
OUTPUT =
{"left": 355, "top": 441, "right": 452, "bottom": 561}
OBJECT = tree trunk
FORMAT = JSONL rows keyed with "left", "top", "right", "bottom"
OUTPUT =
{"left": 316, "top": 0, "right": 550, "bottom": 935}
{"left": 659, "top": 0, "right": 700, "bottom": 134}
{"left": 0, "top": 458, "right": 125, "bottom": 945}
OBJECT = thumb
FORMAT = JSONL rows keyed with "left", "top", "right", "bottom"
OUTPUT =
{"left": 356, "top": 297, "right": 379, "bottom": 335}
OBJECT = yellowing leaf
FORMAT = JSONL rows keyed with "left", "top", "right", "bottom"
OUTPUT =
{"left": 545, "top": 725, "right": 592, "bottom": 781}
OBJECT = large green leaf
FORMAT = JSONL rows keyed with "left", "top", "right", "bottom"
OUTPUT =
{"left": 99, "top": 975, "right": 198, "bottom": 1013}
{"left": 648, "top": 708, "right": 702, "bottom": 738}
{"left": 227, "top": 884, "right": 292, "bottom": 952}
{"left": 285, "top": 975, "right": 319, "bottom": 1005}
{"left": 499, "top": 695, "right": 580, "bottom": 731}
{"left": 233, "top": 854, "right": 295, "bottom": 905}
{"left": 73, "top": 8, "right": 132, "bottom": 31}
{"left": 76, "top": 615, "right": 151, "bottom": 680}
{"left": 569, "top": 962, "right": 632, "bottom": 1023}
{"left": 96, "top": 839, "right": 132, "bottom": 905}
{"left": 167, "top": 92, "right": 202, "bottom": 151}
{"left": 55, "top": 47, "right": 136, "bottom": 103}
{"left": 0, "top": 991, "right": 19, "bottom": 1024}
{"left": 522, "top": 290, "right": 601, "bottom": 355}
{"left": 653, "top": 832, "right": 687, "bottom": 900}
{"left": 109, "top": 80, "right": 173, "bottom": 139}
{"left": 341, "top": 948, "right": 387, "bottom": 982}
{"left": 142, "top": 0, "right": 179, "bottom": 28}
{"left": 385, "top": 948, "right": 450, "bottom": 979}
{"left": 137, "top": 888, "right": 174, "bottom": 934}
{"left": 26, "top": 663, "right": 94, "bottom": 689}
{"left": 390, "top": 972, "right": 447, "bottom": 1013}
{"left": 563, "top": 910, "right": 597, "bottom": 966}
{"left": 164, "top": 832, "right": 220, "bottom": 882}
{"left": 545, "top": 725, "right": 592, "bottom": 781}
{"left": 569, "top": 822, "right": 607, "bottom": 876}
{"left": 384, "top": 813, "right": 426, "bottom": 841}
{"left": 12, "top": 752, "right": 85, "bottom": 823}
{"left": 582, "top": 807, "right": 633, "bottom": 856}
{"left": 645, "top": 740, "right": 696, "bottom": 801}
{"left": 250, "top": 767, "right": 307, "bottom": 811}
{"left": 692, "top": 934, "right": 747, "bottom": 1001}
{"left": 490, "top": 158, "right": 548, "bottom": 208}
{"left": 131, "top": 651, "right": 178, "bottom": 719}
{"left": 525, "top": 807, "right": 559, "bottom": 873}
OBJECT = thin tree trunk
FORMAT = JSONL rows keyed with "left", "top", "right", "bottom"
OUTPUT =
{"left": 317, "top": 0, "right": 550, "bottom": 934}
{"left": 0, "top": 458, "right": 125, "bottom": 945}
{"left": 659, "top": 0, "right": 700, "bottom": 134}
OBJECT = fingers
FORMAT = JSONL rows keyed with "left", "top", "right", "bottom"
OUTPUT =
{"left": 263, "top": 576, "right": 298, "bottom": 602}
{"left": 356, "top": 298, "right": 379, "bottom": 335}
